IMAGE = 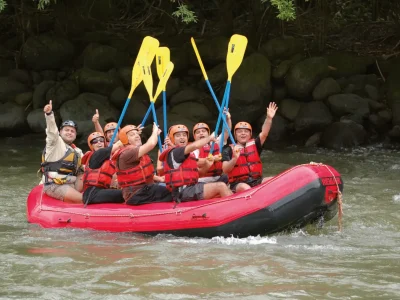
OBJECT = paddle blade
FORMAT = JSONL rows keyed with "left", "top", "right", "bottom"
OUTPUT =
{"left": 128, "top": 36, "right": 159, "bottom": 98}
{"left": 226, "top": 34, "right": 248, "bottom": 81}
{"left": 156, "top": 47, "right": 170, "bottom": 81}
{"left": 139, "top": 58, "right": 154, "bottom": 102}
{"left": 153, "top": 61, "right": 174, "bottom": 102}
{"left": 190, "top": 37, "right": 208, "bottom": 81}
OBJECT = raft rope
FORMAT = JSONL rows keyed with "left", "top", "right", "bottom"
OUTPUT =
{"left": 38, "top": 162, "right": 343, "bottom": 230}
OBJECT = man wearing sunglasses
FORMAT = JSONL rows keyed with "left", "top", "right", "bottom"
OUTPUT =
{"left": 81, "top": 132, "right": 124, "bottom": 206}
{"left": 41, "top": 100, "right": 84, "bottom": 203}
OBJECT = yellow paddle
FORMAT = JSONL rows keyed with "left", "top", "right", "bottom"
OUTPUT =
{"left": 109, "top": 36, "right": 159, "bottom": 146}
{"left": 155, "top": 47, "right": 171, "bottom": 139}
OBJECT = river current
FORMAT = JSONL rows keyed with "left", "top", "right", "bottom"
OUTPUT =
{"left": 1, "top": 135, "right": 399, "bottom": 299}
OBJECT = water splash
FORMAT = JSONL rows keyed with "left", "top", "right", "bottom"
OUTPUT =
{"left": 167, "top": 235, "right": 277, "bottom": 245}
{"left": 393, "top": 194, "right": 400, "bottom": 203}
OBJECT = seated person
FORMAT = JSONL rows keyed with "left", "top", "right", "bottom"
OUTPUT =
{"left": 222, "top": 102, "right": 278, "bottom": 193}
{"left": 82, "top": 132, "right": 125, "bottom": 205}
{"left": 112, "top": 123, "right": 172, "bottom": 205}
{"left": 159, "top": 124, "right": 233, "bottom": 203}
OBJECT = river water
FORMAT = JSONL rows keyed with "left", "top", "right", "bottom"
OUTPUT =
{"left": 1, "top": 135, "right": 399, "bottom": 299}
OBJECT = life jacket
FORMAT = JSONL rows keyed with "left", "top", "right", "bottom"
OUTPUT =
{"left": 159, "top": 147, "right": 199, "bottom": 191}
{"left": 41, "top": 145, "right": 81, "bottom": 183}
{"left": 113, "top": 147, "right": 155, "bottom": 188}
{"left": 81, "top": 151, "right": 92, "bottom": 166}
{"left": 198, "top": 143, "right": 223, "bottom": 178}
{"left": 82, "top": 151, "right": 116, "bottom": 191}
{"left": 228, "top": 139, "right": 262, "bottom": 183}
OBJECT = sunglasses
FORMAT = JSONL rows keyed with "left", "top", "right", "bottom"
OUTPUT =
{"left": 91, "top": 137, "right": 105, "bottom": 144}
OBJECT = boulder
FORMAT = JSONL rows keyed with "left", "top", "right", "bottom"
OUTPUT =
{"left": 305, "top": 132, "right": 322, "bottom": 147}
{"left": 257, "top": 114, "right": 288, "bottom": 143}
{"left": 285, "top": 57, "right": 329, "bottom": 99}
{"left": 321, "top": 121, "right": 367, "bottom": 149}
{"left": 325, "top": 52, "right": 373, "bottom": 78}
{"left": 170, "top": 87, "right": 208, "bottom": 107}
{"left": 326, "top": 93, "right": 370, "bottom": 118}
{"left": 59, "top": 93, "right": 119, "bottom": 137}
{"left": 27, "top": 108, "right": 56, "bottom": 133}
{"left": 368, "top": 99, "right": 385, "bottom": 112}
{"left": 272, "top": 60, "right": 292, "bottom": 81}
{"left": 261, "top": 36, "right": 303, "bottom": 61}
{"left": 8, "top": 69, "right": 32, "bottom": 86}
{"left": 294, "top": 101, "right": 332, "bottom": 132}
{"left": 32, "top": 80, "right": 56, "bottom": 109}
{"left": 46, "top": 80, "right": 80, "bottom": 110}
{"left": 279, "top": 98, "right": 302, "bottom": 121}
{"left": 21, "top": 35, "right": 75, "bottom": 70}
{"left": 189, "top": 36, "right": 229, "bottom": 67}
{"left": 312, "top": 77, "right": 341, "bottom": 101}
{"left": 15, "top": 91, "right": 33, "bottom": 107}
{"left": 0, "top": 102, "right": 27, "bottom": 135}
{"left": 40, "top": 70, "right": 57, "bottom": 81}
{"left": 206, "top": 63, "right": 227, "bottom": 85}
{"left": 0, "top": 77, "right": 30, "bottom": 103}
{"left": 368, "top": 114, "right": 391, "bottom": 133}
{"left": 272, "top": 85, "right": 287, "bottom": 102}
{"left": 228, "top": 53, "right": 272, "bottom": 124}
{"left": 169, "top": 101, "right": 215, "bottom": 124}
{"left": 83, "top": 43, "right": 130, "bottom": 71}
{"left": 124, "top": 100, "right": 149, "bottom": 125}
{"left": 365, "top": 84, "right": 380, "bottom": 101}
{"left": 77, "top": 68, "right": 121, "bottom": 96}
{"left": 386, "top": 66, "right": 400, "bottom": 126}
{"left": 0, "top": 59, "right": 14, "bottom": 76}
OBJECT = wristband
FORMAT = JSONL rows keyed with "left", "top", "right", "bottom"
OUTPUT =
{"left": 45, "top": 112, "right": 53, "bottom": 116}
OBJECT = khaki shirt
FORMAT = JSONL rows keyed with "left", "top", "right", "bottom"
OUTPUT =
{"left": 40, "top": 113, "right": 83, "bottom": 183}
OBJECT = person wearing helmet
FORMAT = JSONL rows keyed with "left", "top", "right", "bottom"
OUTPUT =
{"left": 159, "top": 124, "right": 233, "bottom": 203}
{"left": 191, "top": 109, "right": 232, "bottom": 184}
{"left": 40, "top": 100, "right": 84, "bottom": 204}
{"left": 222, "top": 102, "right": 278, "bottom": 193}
{"left": 81, "top": 132, "right": 124, "bottom": 205}
{"left": 112, "top": 123, "right": 172, "bottom": 205}
{"left": 92, "top": 109, "right": 120, "bottom": 146}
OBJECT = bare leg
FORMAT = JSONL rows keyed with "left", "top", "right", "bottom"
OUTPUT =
{"left": 203, "top": 182, "right": 233, "bottom": 199}
{"left": 74, "top": 174, "right": 83, "bottom": 192}
{"left": 63, "top": 186, "right": 83, "bottom": 204}
{"left": 262, "top": 176, "right": 273, "bottom": 183}
{"left": 235, "top": 183, "right": 251, "bottom": 193}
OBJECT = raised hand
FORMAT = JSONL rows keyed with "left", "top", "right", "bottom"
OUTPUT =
{"left": 208, "top": 132, "right": 217, "bottom": 143}
{"left": 233, "top": 145, "right": 241, "bottom": 158}
{"left": 43, "top": 100, "right": 52, "bottom": 114}
{"left": 152, "top": 122, "right": 161, "bottom": 136}
{"left": 92, "top": 109, "right": 99, "bottom": 123}
{"left": 267, "top": 102, "right": 278, "bottom": 119}
{"left": 223, "top": 107, "right": 231, "bottom": 119}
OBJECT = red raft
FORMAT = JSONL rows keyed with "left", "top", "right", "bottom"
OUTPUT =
{"left": 26, "top": 163, "right": 343, "bottom": 238}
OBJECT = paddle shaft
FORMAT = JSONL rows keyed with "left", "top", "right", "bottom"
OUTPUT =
{"left": 162, "top": 90, "right": 167, "bottom": 140}
{"left": 150, "top": 102, "right": 163, "bottom": 151}
{"left": 109, "top": 97, "right": 131, "bottom": 146}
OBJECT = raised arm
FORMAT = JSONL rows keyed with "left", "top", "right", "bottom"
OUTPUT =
{"left": 138, "top": 123, "right": 161, "bottom": 158}
{"left": 222, "top": 145, "right": 240, "bottom": 174}
{"left": 92, "top": 109, "right": 104, "bottom": 135}
{"left": 183, "top": 134, "right": 216, "bottom": 155}
{"left": 259, "top": 102, "right": 278, "bottom": 145}
{"left": 43, "top": 100, "right": 58, "bottom": 147}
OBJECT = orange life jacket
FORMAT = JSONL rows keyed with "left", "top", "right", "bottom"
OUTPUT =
{"left": 228, "top": 139, "right": 262, "bottom": 183}
{"left": 113, "top": 147, "right": 155, "bottom": 188}
{"left": 198, "top": 143, "right": 223, "bottom": 178}
{"left": 82, "top": 151, "right": 116, "bottom": 190}
{"left": 159, "top": 147, "right": 199, "bottom": 190}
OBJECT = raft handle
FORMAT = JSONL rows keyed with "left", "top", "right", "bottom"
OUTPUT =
{"left": 58, "top": 218, "right": 71, "bottom": 224}
{"left": 192, "top": 213, "right": 208, "bottom": 220}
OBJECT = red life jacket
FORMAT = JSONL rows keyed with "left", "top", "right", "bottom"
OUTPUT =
{"left": 228, "top": 139, "right": 262, "bottom": 183}
{"left": 159, "top": 147, "right": 199, "bottom": 190}
{"left": 113, "top": 147, "right": 155, "bottom": 188}
{"left": 198, "top": 143, "right": 223, "bottom": 178}
{"left": 81, "top": 151, "right": 92, "bottom": 165}
{"left": 82, "top": 151, "right": 116, "bottom": 191}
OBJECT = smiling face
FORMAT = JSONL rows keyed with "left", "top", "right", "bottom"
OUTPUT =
{"left": 127, "top": 129, "right": 142, "bottom": 146}
{"left": 173, "top": 131, "right": 188, "bottom": 147}
{"left": 105, "top": 129, "right": 115, "bottom": 142}
{"left": 235, "top": 128, "right": 251, "bottom": 145}
{"left": 60, "top": 126, "right": 77, "bottom": 144}
{"left": 193, "top": 128, "right": 209, "bottom": 141}
{"left": 90, "top": 137, "right": 105, "bottom": 151}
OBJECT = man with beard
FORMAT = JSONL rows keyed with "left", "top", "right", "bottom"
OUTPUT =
{"left": 91, "top": 109, "right": 119, "bottom": 146}
{"left": 222, "top": 102, "right": 278, "bottom": 193}
{"left": 41, "top": 100, "right": 84, "bottom": 203}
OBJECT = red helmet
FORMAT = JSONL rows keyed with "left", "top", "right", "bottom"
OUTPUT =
{"left": 87, "top": 132, "right": 105, "bottom": 151}
{"left": 234, "top": 122, "right": 252, "bottom": 136}
{"left": 104, "top": 122, "right": 118, "bottom": 134}
{"left": 118, "top": 125, "right": 138, "bottom": 145}
{"left": 168, "top": 124, "right": 189, "bottom": 145}
{"left": 193, "top": 122, "right": 210, "bottom": 137}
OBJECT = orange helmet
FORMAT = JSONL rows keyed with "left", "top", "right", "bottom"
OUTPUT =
{"left": 234, "top": 122, "right": 252, "bottom": 136}
{"left": 168, "top": 124, "right": 189, "bottom": 145}
{"left": 104, "top": 122, "right": 118, "bottom": 134}
{"left": 87, "top": 132, "right": 105, "bottom": 150}
{"left": 193, "top": 122, "right": 210, "bottom": 136}
{"left": 119, "top": 125, "right": 138, "bottom": 145}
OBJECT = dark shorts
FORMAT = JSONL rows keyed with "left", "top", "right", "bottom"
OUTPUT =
{"left": 83, "top": 186, "right": 124, "bottom": 205}
{"left": 172, "top": 182, "right": 205, "bottom": 203}
{"left": 126, "top": 184, "right": 173, "bottom": 206}
{"left": 230, "top": 178, "right": 262, "bottom": 193}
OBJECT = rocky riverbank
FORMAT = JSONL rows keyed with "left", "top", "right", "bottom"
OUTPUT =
{"left": 1, "top": 32, "right": 399, "bottom": 149}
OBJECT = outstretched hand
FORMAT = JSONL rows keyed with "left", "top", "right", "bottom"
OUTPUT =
{"left": 92, "top": 109, "right": 99, "bottom": 123}
{"left": 267, "top": 102, "right": 278, "bottom": 119}
{"left": 43, "top": 100, "right": 52, "bottom": 114}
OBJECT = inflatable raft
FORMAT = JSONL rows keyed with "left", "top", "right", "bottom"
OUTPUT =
{"left": 26, "top": 163, "right": 343, "bottom": 238}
